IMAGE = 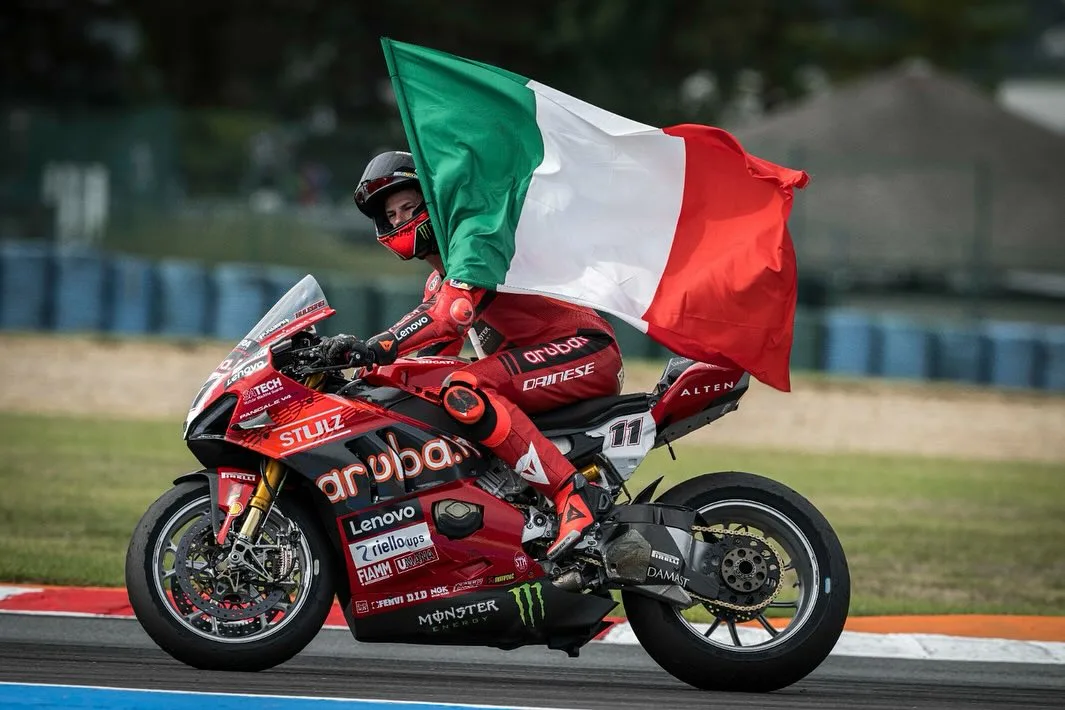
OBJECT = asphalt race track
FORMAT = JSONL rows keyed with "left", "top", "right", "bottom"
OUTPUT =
{"left": 2, "top": 614, "right": 1063, "bottom": 710}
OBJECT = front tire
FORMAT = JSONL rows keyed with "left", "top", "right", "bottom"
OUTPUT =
{"left": 623, "top": 471, "right": 850, "bottom": 692}
{"left": 125, "top": 480, "right": 337, "bottom": 671}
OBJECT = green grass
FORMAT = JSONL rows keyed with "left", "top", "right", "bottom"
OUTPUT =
{"left": 1, "top": 411, "right": 1062, "bottom": 616}
{"left": 0, "top": 413, "right": 196, "bottom": 586}
{"left": 630, "top": 447, "right": 1065, "bottom": 616}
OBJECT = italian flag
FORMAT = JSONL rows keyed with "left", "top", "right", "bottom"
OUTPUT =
{"left": 382, "top": 39, "right": 808, "bottom": 392}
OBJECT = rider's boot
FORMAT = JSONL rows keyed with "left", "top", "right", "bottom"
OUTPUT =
{"left": 545, "top": 473, "right": 614, "bottom": 560}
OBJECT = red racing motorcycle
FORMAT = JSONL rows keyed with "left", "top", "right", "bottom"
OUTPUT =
{"left": 126, "top": 275, "right": 850, "bottom": 692}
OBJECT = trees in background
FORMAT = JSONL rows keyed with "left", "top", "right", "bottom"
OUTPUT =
{"left": 2, "top": 0, "right": 1054, "bottom": 125}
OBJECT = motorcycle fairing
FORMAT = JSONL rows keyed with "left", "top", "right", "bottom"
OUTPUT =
{"left": 648, "top": 357, "right": 751, "bottom": 448}
{"left": 654, "top": 373, "right": 750, "bottom": 449}
{"left": 340, "top": 480, "right": 540, "bottom": 620}
{"left": 651, "top": 358, "right": 746, "bottom": 426}
{"left": 341, "top": 384, "right": 476, "bottom": 441}
{"left": 276, "top": 419, "right": 488, "bottom": 517}
{"left": 352, "top": 574, "right": 616, "bottom": 653}
{"left": 363, "top": 356, "right": 469, "bottom": 393}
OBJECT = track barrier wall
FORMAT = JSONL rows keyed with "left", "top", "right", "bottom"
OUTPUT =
{"left": 1, "top": 240, "right": 1063, "bottom": 392}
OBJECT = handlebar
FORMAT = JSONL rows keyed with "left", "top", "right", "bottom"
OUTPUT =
{"left": 281, "top": 342, "right": 366, "bottom": 377}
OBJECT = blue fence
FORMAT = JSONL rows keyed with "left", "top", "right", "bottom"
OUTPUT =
{"left": 0, "top": 240, "right": 422, "bottom": 346}
{"left": 1, "top": 240, "right": 1063, "bottom": 392}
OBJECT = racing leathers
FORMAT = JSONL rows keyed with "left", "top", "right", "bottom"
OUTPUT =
{"left": 361, "top": 271, "right": 623, "bottom": 556}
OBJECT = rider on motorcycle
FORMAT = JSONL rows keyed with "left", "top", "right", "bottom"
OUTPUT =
{"left": 322, "top": 150, "right": 624, "bottom": 559}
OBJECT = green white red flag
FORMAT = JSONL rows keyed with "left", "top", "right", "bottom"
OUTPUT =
{"left": 382, "top": 39, "right": 808, "bottom": 391}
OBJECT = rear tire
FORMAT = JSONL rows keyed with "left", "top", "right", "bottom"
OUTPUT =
{"left": 125, "top": 480, "right": 338, "bottom": 671}
{"left": 623, "top": 471, "right": 849, "bottom": 692}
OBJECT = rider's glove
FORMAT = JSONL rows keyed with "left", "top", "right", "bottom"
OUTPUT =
{"left": 322, "top": 335, "right": 376, "bottom": 367}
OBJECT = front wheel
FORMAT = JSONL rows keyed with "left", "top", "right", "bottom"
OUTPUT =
{"left": 623, "top": 471, "right": 850, "bottom": 692}
{"left": 125, "top": 479, "right": 337, "bottom": 671}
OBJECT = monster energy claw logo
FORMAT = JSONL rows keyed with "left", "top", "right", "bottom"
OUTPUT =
{"left": 509, "top": 582, "right": 545, "bottom": 627}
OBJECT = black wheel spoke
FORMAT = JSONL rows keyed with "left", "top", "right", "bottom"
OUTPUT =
{"left": 727, "top": 620, "right": 742, "bottom": 646}
{"left": 756, "top": 613, "right": 779, "bottom": 636}
{"left": 703, "top": 616, "right": 723, "bottom": 638}
{"left": 673, "top": 502, "right": 832, "bottom": 662}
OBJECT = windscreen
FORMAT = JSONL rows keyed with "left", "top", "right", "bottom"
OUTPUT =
{"left": 184, "top": 275, "right": 331, "bottom": 436}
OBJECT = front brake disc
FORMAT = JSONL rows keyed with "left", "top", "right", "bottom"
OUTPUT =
{"left": 174, "top": 518, "right": 284, "bottom": 621}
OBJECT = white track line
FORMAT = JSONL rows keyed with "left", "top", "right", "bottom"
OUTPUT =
{"left": 601, "top": 620, "right": 1065, "bottom": 664}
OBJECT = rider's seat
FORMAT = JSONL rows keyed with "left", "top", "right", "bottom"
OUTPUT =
{"left": 531, "top": 393, "right": 651, "bottom": 434}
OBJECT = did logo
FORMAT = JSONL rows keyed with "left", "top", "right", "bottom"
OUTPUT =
{"left": 509, "top": 581, "right": 545, "bottom": 628}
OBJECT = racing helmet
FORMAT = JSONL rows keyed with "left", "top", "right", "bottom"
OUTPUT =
{"left": 353, "top": 151, "right": 437, "bottom": 260}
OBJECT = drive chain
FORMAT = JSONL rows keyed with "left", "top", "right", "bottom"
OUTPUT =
{"left": 689, "top": 525, "right": 783, "bottom": 617}
{"left": 578, "top": 525, "right": 783, "bottom": 617}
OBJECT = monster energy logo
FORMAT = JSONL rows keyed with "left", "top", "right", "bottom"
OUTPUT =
{"left": 509, "top": 582, "right": 545, "bottom": 627}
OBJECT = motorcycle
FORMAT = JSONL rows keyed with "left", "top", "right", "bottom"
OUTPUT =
{"left": 126, "top": 275, "right": 850, "bottom": 693}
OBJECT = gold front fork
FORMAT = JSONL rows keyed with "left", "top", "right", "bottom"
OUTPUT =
{"left": 236, "top": 372, "right": 326, "bottom": 540}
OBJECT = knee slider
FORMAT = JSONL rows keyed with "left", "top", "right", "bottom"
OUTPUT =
{"left": 441, "top": 382, "right": 511, "bottom": 447}
{"left": 442, "top": 383, "right": 487, "bottom": 424}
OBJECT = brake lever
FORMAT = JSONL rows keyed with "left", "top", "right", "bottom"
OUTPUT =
{"left": 300, "top": 363, "right": 353, "bottom": 374}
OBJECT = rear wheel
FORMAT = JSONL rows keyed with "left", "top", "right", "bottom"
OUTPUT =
{"left": 125, "top": 480, "right": 337, "bottom": 671}
{"left": 623, "top": 471, "right": 849, "bottom": 692}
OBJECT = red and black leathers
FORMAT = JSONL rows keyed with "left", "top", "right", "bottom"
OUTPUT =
{"left": 364, "top": 271, "right": 623, "bottom": 502}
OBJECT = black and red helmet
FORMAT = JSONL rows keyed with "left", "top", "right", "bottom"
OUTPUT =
{"left": 353, "top": 151, "right": 437, "bottom": 260}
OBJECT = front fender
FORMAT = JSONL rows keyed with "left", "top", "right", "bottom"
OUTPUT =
{"left": 174, "top": 467, "right": 262, "bottom": 545}
{"left": 174, "top": 469, "right": 221, "bottom": 536}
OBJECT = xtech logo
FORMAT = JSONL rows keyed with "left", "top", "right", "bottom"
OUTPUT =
{"left": 509, "top": 581, "right": 545, "bottom": 628}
